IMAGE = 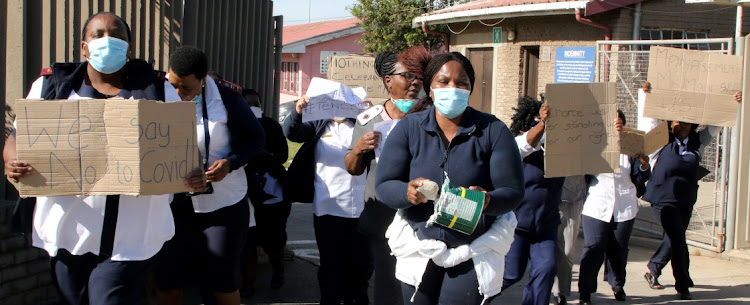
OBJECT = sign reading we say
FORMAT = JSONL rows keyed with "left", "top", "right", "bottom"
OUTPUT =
{"left": 15, "top": 99, "right": 201, "bottom": 197}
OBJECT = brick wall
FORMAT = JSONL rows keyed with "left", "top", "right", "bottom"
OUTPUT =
{"left": 448, "top": 0, "right": 749, "bottom": 124}
{"left": 0, "top": 200, "right": 58, "bottom": 305}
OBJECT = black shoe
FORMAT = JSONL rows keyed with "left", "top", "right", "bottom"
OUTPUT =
{"left": 554, "top": 295, "right": 567, "bottom": 305}
{"left": 270, "top": 273, "right": 284, "bottom": 290}
{"left": 579, "top": 293, "right": 592, "bottom": 305}
{"left": 612, "top": 287, "right": 626, "bottom": 301}
{"left": 678, "top": 290, "right": 692, "bottom": 300}
{"left": 644, "top": 272, "right": 664, "bottom": 290}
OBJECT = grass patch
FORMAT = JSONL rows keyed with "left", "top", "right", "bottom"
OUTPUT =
{"left": 285, "top": 139, "right": 302, "bottom": 168}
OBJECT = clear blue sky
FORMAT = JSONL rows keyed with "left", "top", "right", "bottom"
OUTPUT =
{"left": 273, "top": 0, "right": 359, "bottom": 25}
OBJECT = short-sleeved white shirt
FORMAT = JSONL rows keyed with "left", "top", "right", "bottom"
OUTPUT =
{"left": 20, "top": 76, "right": 180, "bottom": 261}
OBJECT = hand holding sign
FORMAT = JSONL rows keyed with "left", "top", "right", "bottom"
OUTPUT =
{"left": 302, "top": 78, "right": 369, "bottom": 122}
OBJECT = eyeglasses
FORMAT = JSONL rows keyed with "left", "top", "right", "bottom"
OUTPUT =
{"left": 390, "top": 71, "right": 422, "bottom": 82}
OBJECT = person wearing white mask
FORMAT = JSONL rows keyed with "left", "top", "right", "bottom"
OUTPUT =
{"left": 3, "top": 12, "right": 200, "bottom": 305}
{"left": 283, "top": 93, "right": 370, "bottom": 303}
{"left": 375, "top": 52, "right": 524, "bottom": 305}
{"left": 344, "top": 46, "right": 430, "bottom": 305}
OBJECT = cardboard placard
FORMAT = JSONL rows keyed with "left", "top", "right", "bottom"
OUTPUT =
{"left": 15, "top": 99, "right": 200, "bottom": 196}
{"left": 326, "top": 53, "right": 389, "bottom": 102}
{"left": 544, "top": 83, "right": 620, "bottom": 177}
{"left": 619, "top": 121, "right": 669, "bottom": 157}
{"left": 644, "top": 46, "right": 742, "bottom": 127}
{"left": 303, "top": 77, "right": 369, "bottom": 122}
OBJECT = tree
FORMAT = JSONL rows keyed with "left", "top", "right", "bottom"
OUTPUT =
{"left": 349, "top": 0, "right": 467, "bottom": 53}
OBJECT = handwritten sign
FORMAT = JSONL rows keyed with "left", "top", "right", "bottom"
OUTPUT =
{"left": 14, "top": 99, "right": 200, "bottom": 196}
{"left": 326, "top": 53, "right": 389, "bottom": 102}
{"left": 645, "top": 46, "right": 742, "bottom": 127}
{"left": 303, "top": 77, "right": 369, "bottom": 122}
{"left": 619, "top": 121, "right": 669, "bottom": 157}
{"left": 544, "top": 83, "right": 619, "bottom": 177}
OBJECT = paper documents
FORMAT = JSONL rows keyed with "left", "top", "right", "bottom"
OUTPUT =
{"left": 302, "top": 77, "right": 369, "bottom": 122}
{"left": 427, "top": 173, "right": 485, "bottom": 235}
{"left": 373, "top": 119, "right": 399, "bottom": 162}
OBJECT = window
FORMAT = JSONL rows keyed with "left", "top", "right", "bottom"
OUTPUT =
{"left": 281, "top": 62, "right": 300, "bottom": 93}
{"left": 640, "top": 29, "right": 710, "bottom": 50}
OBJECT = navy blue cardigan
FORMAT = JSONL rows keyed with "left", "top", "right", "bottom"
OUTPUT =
{"left": 375, "top": 106, "right": 525, "bottom": 247}
{"left": 282, "top": 109, "right": 355, "bottom": 203}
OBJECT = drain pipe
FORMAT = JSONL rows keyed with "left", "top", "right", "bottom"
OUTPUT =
{"left": 576, "top": 8, "right": 611, "bottom": 82}
{"left": 422, "top": 21, "right": 450, "bottom": 53}
{"left": 632, "top": 3, "right": 642, "bottom": 40}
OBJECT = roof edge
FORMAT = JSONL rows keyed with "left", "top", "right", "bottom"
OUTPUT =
{"left": 282, "top": 26, "right": 364, "bottom": 53}
{"left": 412, "top": 1, "right": 589, "bottom": 27}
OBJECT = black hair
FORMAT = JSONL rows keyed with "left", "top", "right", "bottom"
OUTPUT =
{"left": 509, "top": 95, "right": 543, "bottom": 136}
{"left": 375, "top": 52, "right": 398, "bottom": 89}
{"left": 617, "top": 109, "right": 626, "bottom": 126}
{"left": 423, "top": 52, "right": 475, "bottom": 95}
{"left": 242, "top": 88, "right": 261, "bottom": 107}
{"left": 82, "top": 12, "right": 131, "bottom": 42}
{"left": 169, "top": 46, "right": 209, "bottom": 79}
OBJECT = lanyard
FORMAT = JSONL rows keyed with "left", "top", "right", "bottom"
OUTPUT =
{"left": 200, "top": 85, "right": 210, "bottom": 171}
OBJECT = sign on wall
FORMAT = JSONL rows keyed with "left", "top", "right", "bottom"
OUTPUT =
{"left": 554, "top": 46, "right": 596, "bottom": 83}
{"left": 493, "top": 27, "right": 502, "bottom": 45}
{"left": 320, "top": 51, "right": 349, "bottom": 74}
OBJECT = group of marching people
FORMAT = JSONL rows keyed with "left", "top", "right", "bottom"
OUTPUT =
{"left": 3, "top": 11, "right": 742, "bottom": 305}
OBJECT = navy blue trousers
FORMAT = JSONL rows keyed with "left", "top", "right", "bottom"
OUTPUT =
{"left": 578, "top": 215, "right": 634, "bottom": 294}
{"left": 502, "top": 226, "right": 558, "bottom": 305}
{"left": 400, "top": 260, "right": 482, "bottom": 305}
{"left": 647, "top": 202, "right": 694, "bottom": 292}
{"left": 370, "top": 237, "right": 403, "bottom": 305}
{"left": 314, "top": 215, "right": 373, "bottom": 305}
{"left": 50, "top": 249, "right": 151, "bottom": 305}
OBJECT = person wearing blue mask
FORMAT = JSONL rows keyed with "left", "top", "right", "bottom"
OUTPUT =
{"left": 344, "top": 45, "right": 430, "bottom": 305}
{"left": 3, "top": 12, "right": 202, "bottom": 305}
{"left": 375, "top": 52, "right": 524, "bottom": 305}
{"left": 503, "top": 95, "right": 565, "bottom": 305}
{"left": 153, "top": 46, "right": 264, "bottom": 305}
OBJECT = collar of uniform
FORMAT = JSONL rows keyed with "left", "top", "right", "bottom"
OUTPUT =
{"left": 419, "top": 105, "right": 477, "bottom": 137}
{"left": 675, "top": 136, "right": 689, "bottom": 147}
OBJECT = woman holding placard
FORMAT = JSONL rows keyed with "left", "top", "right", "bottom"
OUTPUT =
{"left": 503, "top": 96, "right": 565, "bottom": 305}
{"left": 3, "top": 12, "right": 195, "bottom": 305}
{"left": 375, "top": 52, "right": 524, "bottom": 305}
{"left": 640, "top": 82, "right": 741, "bottom": 300}
{"left": 283, "top": 88, "right": 371, "bottom": 303}
{"left": 577, "top": 110, "right": 651, "bottom": 305}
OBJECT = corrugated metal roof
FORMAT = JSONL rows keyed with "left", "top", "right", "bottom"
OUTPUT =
{"left": 282, "top": 17, "right": 361, "bottom": 45}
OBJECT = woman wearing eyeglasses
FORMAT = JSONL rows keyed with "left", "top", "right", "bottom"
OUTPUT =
{"left": 344, "top": 46, "right": 430, "bottom": 305}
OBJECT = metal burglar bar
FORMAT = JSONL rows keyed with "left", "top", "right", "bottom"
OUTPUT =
{"left": 595, "top": 38, "right": 734, "bottom": 252}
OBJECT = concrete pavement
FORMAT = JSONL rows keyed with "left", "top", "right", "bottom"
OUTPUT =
{"left": 218, "top": 202, "right": 750, "bottom": 304}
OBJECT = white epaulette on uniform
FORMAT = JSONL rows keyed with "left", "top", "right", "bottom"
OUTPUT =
{"left": 357, "top": 104, "right": 384, "bottom": 125}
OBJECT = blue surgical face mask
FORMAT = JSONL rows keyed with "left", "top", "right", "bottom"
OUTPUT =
{"left": 85, "top": 36, "right": 129, "bottom": 74}
{"left": 192, "top": 94, "right": 203, "bottom": 104}
{"left": 432, "top": 88, "right": 470, "bottom": 119}
{"left": 540, "top": 133, "right": 545, "bottom": 145}
{"left": 393, "top": 99, "right": 416, "bottom": 113}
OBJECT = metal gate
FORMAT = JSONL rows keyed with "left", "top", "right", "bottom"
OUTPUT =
{"left": 595, "top": 38, "right": 735, "bottom": 252}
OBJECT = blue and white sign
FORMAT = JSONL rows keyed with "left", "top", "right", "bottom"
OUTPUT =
{"left": 554, "top": 46, "right": 596, "bottom": 83}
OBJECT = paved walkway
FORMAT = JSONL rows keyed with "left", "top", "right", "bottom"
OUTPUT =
{"left": 185, "top": 203, "right": 750, "bottom": 304}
